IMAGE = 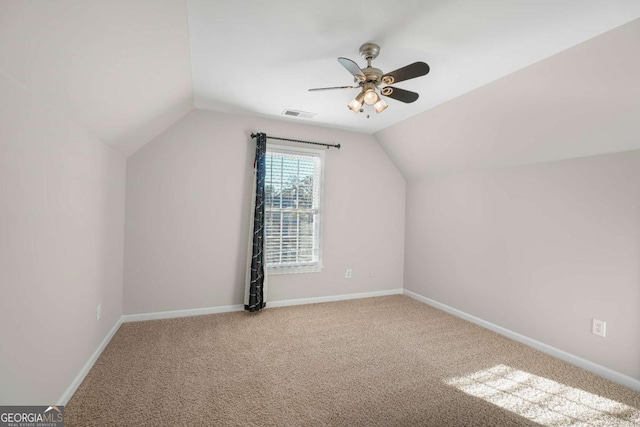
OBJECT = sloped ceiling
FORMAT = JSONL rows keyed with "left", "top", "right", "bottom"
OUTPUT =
{"left": 1, "top": 0, "right": 639, "bottom": 161}
{"left": 0, "top": 0, "right": 193, "bottom": 156}
{"left": 375, "top": 19, "right": 640, "bottom": 178}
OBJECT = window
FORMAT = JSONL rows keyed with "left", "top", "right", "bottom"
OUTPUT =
{"left": 264, "top": 144, "right": 324, "bottom": 274}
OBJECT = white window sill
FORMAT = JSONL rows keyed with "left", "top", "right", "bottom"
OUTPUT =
{"left": 267, "top": 265, "right": 322, "bottom": 275}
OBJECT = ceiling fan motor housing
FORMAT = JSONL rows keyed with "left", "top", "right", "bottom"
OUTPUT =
{"left": 355, "top": 67, "right": 383, "bottom": 85}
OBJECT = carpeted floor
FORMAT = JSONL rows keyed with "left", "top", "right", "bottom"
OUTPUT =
{"left": 66, "top": 295, "right": 640, "bottom": 426}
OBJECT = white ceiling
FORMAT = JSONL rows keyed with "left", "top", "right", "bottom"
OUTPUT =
{"left": 1, "top": 1, "right": 640, "bottom": 157}
{"left": 189, "top": 0, "right": 640, "bottom": 134}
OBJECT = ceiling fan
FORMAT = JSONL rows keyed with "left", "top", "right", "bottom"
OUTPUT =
{"left": 308, "top": 42, "right": 430, "bottom": 114}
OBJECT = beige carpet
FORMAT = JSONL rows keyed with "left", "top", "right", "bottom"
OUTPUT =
{"left": 66, "top": 295, "right": 640, "bottom": 426}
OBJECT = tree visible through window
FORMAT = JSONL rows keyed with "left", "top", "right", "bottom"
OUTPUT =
{"left": 265, "top": 146, "right": 323, "bottom": 273}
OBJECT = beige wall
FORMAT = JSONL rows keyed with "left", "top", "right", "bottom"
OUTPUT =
{"left": 0, "top": 73, "right": 126, "bottom": 404}
{"left": 123, "top": 110, "right": 405, "bottom": 314}
{"left": 402, "top": 150, "right": 640, "bottom": 380}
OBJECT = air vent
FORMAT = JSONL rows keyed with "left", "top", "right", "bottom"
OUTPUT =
{"left": 282, "top": 110, "right": 316, "bottom": 119}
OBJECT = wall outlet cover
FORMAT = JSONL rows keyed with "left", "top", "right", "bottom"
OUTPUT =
{"left": 592, "top": 318, "right": 606, "bottom": 337}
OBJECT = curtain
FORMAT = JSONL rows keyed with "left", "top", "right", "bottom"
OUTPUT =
{"left": 244, "top": 133, "right": 267, "bottom": 312}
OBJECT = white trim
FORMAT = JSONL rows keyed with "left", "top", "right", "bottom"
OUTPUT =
{"left": 403, "top": 289, "right": 640, "bottom": 392}
{"left": 266, "top": 142, "right": 326, "bottom": 157}
{"left": 121, "top": 290, "right": 404, "bottom": 323}
{"left": 121, "top": 304, "right": 245, "bottom": 323}
{"left": 268, "top": 289, "right": 403, "bottom": 308}
{"left": 267, "top": 264, "right": 322, "bottom": 275}
{"left": 57, "top": 317, "right": 123, "bottom": 405}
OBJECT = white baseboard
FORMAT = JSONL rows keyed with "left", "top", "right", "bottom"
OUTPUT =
{"left": 57, "top": 317, "right": 123, "bottom": 405}
{"left": 268, "top": 288, "right": 404, "bottom": 308}
{"left": 121, "top": 304, "right": 245, "bottom": 322}
{"left": 121, "top": 289, "right": 405, "bottom": 322}
{"left": 403, "top": 289, "right": 640, "bottom": 392}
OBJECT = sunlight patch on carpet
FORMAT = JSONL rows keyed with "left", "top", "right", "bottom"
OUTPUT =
{"left": 445, "top": 365, "right": 640, "bottom": 426}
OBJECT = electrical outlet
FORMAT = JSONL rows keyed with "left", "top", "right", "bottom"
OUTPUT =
{"left": 592, "top": 318, "right": 606, "bottom": 337}
{"left": 97, "top": 303, "right": 102, "bottom": 321}
{"left": 345, "top": 268, "right": 352, "bottom": 279}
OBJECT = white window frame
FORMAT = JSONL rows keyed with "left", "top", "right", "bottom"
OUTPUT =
{"left": 265, "top": 143, "right": 324, "bottom": 275}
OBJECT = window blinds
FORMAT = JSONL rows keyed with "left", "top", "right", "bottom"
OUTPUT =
{"left": 264, "top": 148, "right": 322, "bottom": 271}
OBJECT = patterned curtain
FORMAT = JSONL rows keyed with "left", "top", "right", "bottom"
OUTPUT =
{"left": 244, "top": 133, "right": 267, "bottom": 312}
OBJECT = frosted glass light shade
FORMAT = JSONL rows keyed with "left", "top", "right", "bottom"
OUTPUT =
{"left": 374, "top": 98, "right": 388, "bottom": 113}
{"left": 363, "top": 89, "right": 378, "bottom": 105}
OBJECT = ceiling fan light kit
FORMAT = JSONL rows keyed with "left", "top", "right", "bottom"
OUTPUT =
{"left": 373, "top": 98, "right": 388, "bottom": 113}
{"left": 309, "top": 42, "right": 429, "bottom": 115}
{"left": 348, "top": 92, "right": 365, "bottom": 112}
{"left": 363, "top": 82, "right": 379, "bottom": 105}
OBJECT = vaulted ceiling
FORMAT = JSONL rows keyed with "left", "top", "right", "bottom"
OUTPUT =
{"left": 0, "top": 0, "right": 193, "bottom": 155}
{"left": 1, "top": 0, "right": 639, "bottom": 160}
{"left": 377, "top": 18, "right": 640, "bottom": 178}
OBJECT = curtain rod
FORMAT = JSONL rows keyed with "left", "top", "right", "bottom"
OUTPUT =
{"left": 251, "top": 133, "right": 340, "bottom": 150}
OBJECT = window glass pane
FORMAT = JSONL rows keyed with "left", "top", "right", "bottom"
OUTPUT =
{"left": 264, "top": 147, "right": 322, "bottom": 272}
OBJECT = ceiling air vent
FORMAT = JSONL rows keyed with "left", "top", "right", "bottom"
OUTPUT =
{"left": 282, "top": 110, "right": 316, "bottom": 119}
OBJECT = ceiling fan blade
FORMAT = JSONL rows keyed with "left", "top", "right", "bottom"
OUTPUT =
{"left": 382, "top": 62, "right": 429, "bottom": 85}
{"left": 381, "top": 86, "right": 419, "bottom": 103}
{"left": 308, "top": 86, "right": 359, "bottom": 92}
{"left": 337, "top": 57, "right": 366, "bottom": 82}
